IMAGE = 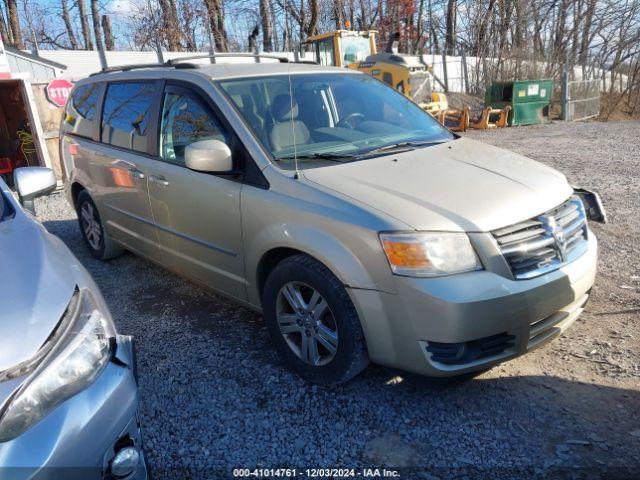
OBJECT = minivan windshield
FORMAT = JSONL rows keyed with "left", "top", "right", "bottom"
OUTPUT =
{"left": 217, "top": 73, "right": 454, "bottom": 169}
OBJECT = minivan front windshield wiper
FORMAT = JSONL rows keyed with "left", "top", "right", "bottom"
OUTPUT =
{"left": 275, "top": 140, "right": 451, "bottom": 165}
{"left": 360, "top": 140, "right": 450, "bottom": 157}
{"left": 275, "top": 152, "right": 357, "bottom": 162}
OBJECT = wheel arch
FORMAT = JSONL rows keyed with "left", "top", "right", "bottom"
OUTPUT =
{"left": 248, "top": 225, "right": 380, "bottom": 307}
{"left": 70, "top": 181, "right": 86, "bottom": 208}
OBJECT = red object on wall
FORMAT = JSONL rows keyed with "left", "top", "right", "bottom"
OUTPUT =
{"left": 46, "top": 79, "right": 74, "bottom": 107}
{"left": 0, "top": 157, "right": 12, "bottom": 174}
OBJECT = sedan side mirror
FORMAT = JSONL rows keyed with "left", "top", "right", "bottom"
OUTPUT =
{"left": 185, "top": 140, "right": 233, "bottom": 173}
{"left": 14, "top": 167, "right": 57, "bottom": 215}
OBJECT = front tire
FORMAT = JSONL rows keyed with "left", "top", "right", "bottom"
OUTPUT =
{"left": 262, "top": 254, "right": 369, "bottom": 384}
{"left": 76, "top": 190, "right": 123, "bottom": 260}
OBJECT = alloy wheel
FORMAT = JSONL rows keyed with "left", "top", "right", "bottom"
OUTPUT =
{"left": 276, "top": 281, "right": 339, "bottom": 366}
{"left": 80, "top": 201, "right": 102, "bottom": 250}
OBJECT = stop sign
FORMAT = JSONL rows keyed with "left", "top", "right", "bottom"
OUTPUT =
{"left": 46, "top": 78, "right": 74, "bottom": 107}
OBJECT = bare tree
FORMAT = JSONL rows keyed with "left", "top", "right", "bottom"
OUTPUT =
{"left": 102, "top": 14, "right": 115, "bottom": 50}
{"left": 6, "top": 0, "right": 24, "bottom": 48}
{"left": 0, "top": 4, "right": 10, "bottom": 45}
{"left": 61, "top": 0, "right": 79, "bottom": 49}
{"left": 159, "top": 0, "right": 182, "bottom": 50}
{"left": 444, "top": 0, "right": 456, "bottom": 55}
{"left": 90, "top": 0, "right": 104, "bottom": 51}
{"left": 260, "top": 0, "right": 274, "bottom": 50}
{"left": 204, "top": 0, "right": 228, "bottom": 51}
{"left": 77, "top": 0, "right": 94, "bottom": 49}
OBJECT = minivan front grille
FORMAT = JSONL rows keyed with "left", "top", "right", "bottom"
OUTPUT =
{"left": 492, "top": 197, "right": 589, "bottom": 280}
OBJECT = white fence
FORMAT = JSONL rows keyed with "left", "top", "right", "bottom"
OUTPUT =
{"left": 36, "top": 49, "right": 628, "bottom": 96}
{"left": 38, "top": 50, "right": 310, "bottom": 80}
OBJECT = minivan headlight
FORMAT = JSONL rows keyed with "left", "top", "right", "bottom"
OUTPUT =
{"left": 0, "top": 290, "right": 113, "bottom": 442}
{"left": 380, "top": 232, "right": 482, "bottom": 277}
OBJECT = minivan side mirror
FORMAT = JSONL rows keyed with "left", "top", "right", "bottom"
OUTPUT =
{"left": 185, "top": 140, "right": 233, "bottom": 173}
{"left": 14, "top": 167, "right": 57, "bottom": 215}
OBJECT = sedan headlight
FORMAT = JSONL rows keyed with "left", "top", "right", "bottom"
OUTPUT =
{"left": 380, "top": 232, "right": 482, "bottom": 277}
{"left": 0, "top": 289, "right": 114, "bottom": 442}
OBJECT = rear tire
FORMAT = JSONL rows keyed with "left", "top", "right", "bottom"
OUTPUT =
{"left": 262, "top": 254, "right": 369, "bottom": 384}
{"left": 76, "top": 190, "right": 123, "bottom": 260}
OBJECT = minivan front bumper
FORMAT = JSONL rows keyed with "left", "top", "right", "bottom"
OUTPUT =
{"left": 348, "top": 231, "right": 597, "bottom": 377}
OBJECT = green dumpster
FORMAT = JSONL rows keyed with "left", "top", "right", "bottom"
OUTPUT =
{"left": 485, "top": 79, "right": 553, "bottom": 126}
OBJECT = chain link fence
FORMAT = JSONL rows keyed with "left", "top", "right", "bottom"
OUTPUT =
{"left": 562, "top": 74, "right": 600, "bottom": 121}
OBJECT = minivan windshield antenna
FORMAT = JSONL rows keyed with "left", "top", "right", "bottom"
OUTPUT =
{"left": 287, "top": 62, "right": 300, "bottom": 179}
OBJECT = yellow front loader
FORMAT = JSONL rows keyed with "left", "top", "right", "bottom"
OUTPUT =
{"left": 302, "top": 30, "right": 434, "bottom": 104}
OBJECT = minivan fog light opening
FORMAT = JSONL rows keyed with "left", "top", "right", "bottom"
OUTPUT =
{"left": 380, "top": 232, "right": 482, "bottom": 277}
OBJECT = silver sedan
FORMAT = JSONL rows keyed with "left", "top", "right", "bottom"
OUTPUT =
{"left": 0, "top": 167, "right": 147, "bottom": 480}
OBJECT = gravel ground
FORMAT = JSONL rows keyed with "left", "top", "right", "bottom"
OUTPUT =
{"left": 35, "top": 120, "right": 639, "bottom": 479}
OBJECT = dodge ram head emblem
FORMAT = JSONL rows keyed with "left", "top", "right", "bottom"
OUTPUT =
{"left": 540, "top": 215, "right": 568, "bottom": 262}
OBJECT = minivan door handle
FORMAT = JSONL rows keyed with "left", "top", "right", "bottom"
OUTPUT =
{"left": 128, "top": 167, "right": 145, "bottom": 180}
{"left": 149, "top": 174, "right": 170, "bottom": 187}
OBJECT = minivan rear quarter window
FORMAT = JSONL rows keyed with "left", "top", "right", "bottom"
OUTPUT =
{"left": 65, "top": 83, "right": 101, "bottom": 139}
{"left": 0, "top": 191, "right": 13, "bottom": 222}
{"left": 101, "top": 82, "right": 156, "bottom": 153}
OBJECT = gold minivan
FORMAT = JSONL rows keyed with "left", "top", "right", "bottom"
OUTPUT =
{"left": 62, "top": 58, "right": 604, "bottom": 384}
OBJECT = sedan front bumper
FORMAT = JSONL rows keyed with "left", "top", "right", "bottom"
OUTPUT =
{"left": 349, "top": 232, "right": 597, "bottom": 377}
{"left": 0, "top": 335, "right": 147, "bottom": 480}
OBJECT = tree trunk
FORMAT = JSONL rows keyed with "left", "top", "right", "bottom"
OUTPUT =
{"left": 77, "top": 0, "right": 94, "bottom": 50}
{"left": 333, "top": 0, "right": 344, "bottom": 29}
{"left": 0, "top": 4, "right": 11, "bottom": 45}
{"left": 476, "top": 0, "right": 496, "bottom": 56}
{"left": 513, "top": 0, "right": 524, "bottom": 78}
{"left": 6, "top": 0, "right": 23, "bottom": 49}
{"left": 159, "top": 0, "right": 182, "bottom": 50}
{"left": 248, "top": 23, "right": 259, "bottom": 52}
{"left": 102, "top": 14, "right": 114, "bottom": 50}
{"left": 553, "top": 0, "right": 569, "bottom": 73}
{"left": 260, "top": 0, "right": 273, "bottom": 51}
{"left": 306, "top": 0, "right": 318, "bottom": 37}
{"left": 444, "top": 0, "right": 456, "bottom": 55}
{"left": 61, "top": 0, "right": 79, "bottom": 49}
{"left": 90, "top": 0, "right": 104, "bottom": 52}
{"left": 414, "top": 0, "right": 425, "bottom": 53}
{"left": 270, "top": 0, "right": 279, "bottom": 51}
{"left": 204, "top": 0, "right": 228, "bottom": 52}
{"left": 181, "top": 0, "right": 197, "bottom": 51}
{"left": 579, "top": 0, "right": 597, "bottom": 70}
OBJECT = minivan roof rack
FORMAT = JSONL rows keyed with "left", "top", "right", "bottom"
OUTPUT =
{"left": 90, "top": 63, "right": 177, "bottom": 76}
{"left": 89, "top": 53, "right": 315, "bottom": 76}
{"left": 164, "top": 53, "right": 291, "bottom": 64}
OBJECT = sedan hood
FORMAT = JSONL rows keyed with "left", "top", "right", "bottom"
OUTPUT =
{"left": 0, "top": 215, "right": 75, "bottom": 373}
{"left": 303, "top": 137, "right": 573, "bottom": 232}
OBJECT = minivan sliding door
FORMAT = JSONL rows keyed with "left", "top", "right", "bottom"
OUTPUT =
{"left": 92, "top": 80, "right": 164, "bottom": 264}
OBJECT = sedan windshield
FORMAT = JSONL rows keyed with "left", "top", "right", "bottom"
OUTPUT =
{"left": 217, "top": 73, "right": 454, "bottom": 169}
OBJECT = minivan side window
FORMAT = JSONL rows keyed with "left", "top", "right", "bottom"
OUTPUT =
{"left": 101, "top": 82, "right": 156, "bottom": 153}
{"left": 65, "top": 83, "right": 101, "bottom": 139}
{"left": 159, "top": 90, "right": 227, "bottom": 166}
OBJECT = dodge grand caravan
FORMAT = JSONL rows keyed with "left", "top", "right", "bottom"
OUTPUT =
{"left": 61, "top": 58, "right": 603, "bottom": 384}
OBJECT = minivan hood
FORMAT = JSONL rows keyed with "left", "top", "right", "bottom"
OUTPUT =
{"left": 0, "top": 215, "right": 75, "bottom": 373}
{"left": 303, "top": 137, "right": 573, "bottom": 232}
